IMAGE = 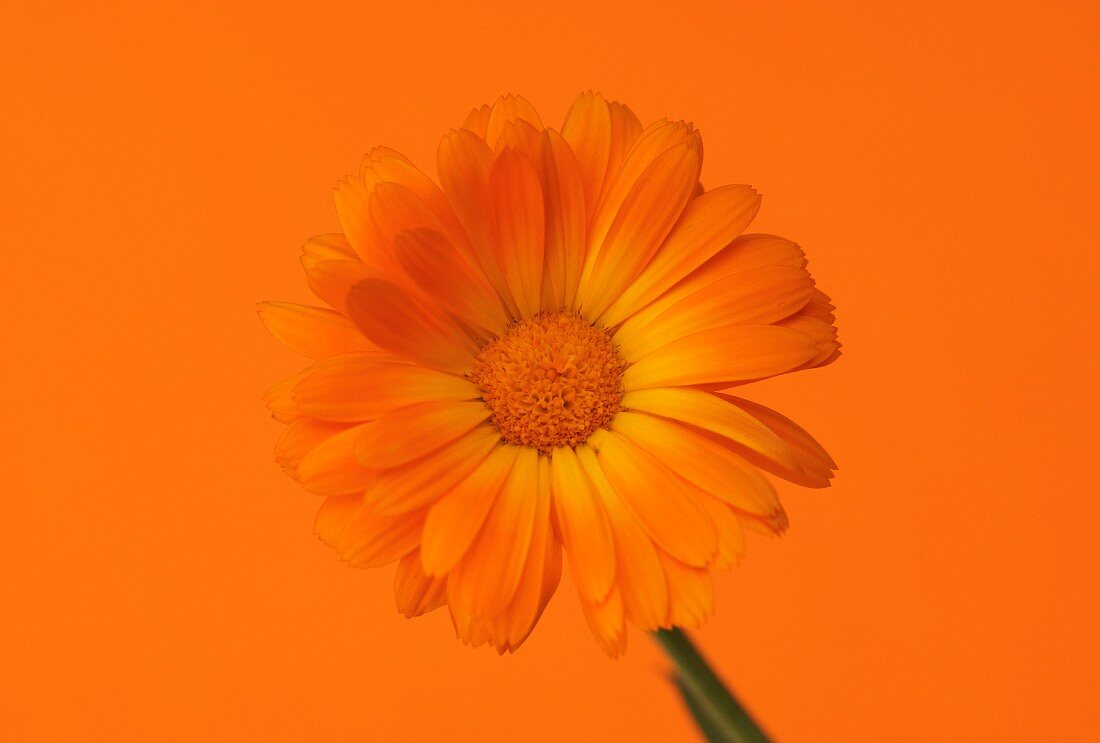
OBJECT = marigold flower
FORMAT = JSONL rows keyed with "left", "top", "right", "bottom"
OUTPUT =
{"left": 260, "top": 93, "right": 839, "bottom": 656}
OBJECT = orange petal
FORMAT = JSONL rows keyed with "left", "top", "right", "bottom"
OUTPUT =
{"left": 420, "top": 444, "right": 521, "bottom": 576}
{"left": 718, "top": 394, "right": 835, "bottom": 488}
{"left": 485, "top": 94, "right": 544, "bottom": 148}
{"left": 300, "top": 255, "right": 373, "bottom": 313}
{"left": 437, "top": 128, "right": 520, "bottom": 317}
{"left": 600, "top": 101, "right": 644, "bottom": 200}
{"left": 489, "top": 148, "right": 545, "bottom": 318}
{"left": 696, "top": 495, "right": 746, "bottom": 569}
{"left": 537, "top": 130, "right": 587, "bottom": 310}
{"left": 579, "top": 139, "right": 702, "bottom": 320}
{"left": 614, "top": 265, "right": 814, "bottom": 360}
{"left": 332, "top": 177, "right": 383, "bottom": 266}
{"left": 583, "top": 121, "right": 697, "bottom": 288}
{"left": 590, "top": 430, "right": 716, "bottom": 568}
{"left": 622, "top": 324, "right": 818, "bottom": 389}
{"left": 449, "top": 448, "right": 540, "bottom": 617}
{"left": 257, "top": 302, "right": 376, "bottom": 360}
{"left": 599, "top": 185, "right": 761, "bottom": 327}
{"left": 622, "top": 387, "right": 804, "bottom": 476}
{"left": 314, "top": 494, "right": 364, "bottom": 549}
{"left": 346, "top": 278, "right": 479, "bottom": 375}
{"left": 289, "top": 353, "right": 478, "bottom": 422}
{"left": 353, "top": 400, "right": 490, "bottom": 469}
{"left": 394, "top": 549, "right": 448, "bottom": 618}
{"left": 580, "top": 585, "right": 627, "bottom": 658}
{"left": 274, "top": 418, "right": 352, "bottom": 479}
{"left": 489, "top": 456, "right": 562, "bottom": 652}
{"left": 336, "top": 504, "right": 427, "bottom": 568}
{"left": 391, "top": 228, "right": 509, "bottom": 337}
{"left": 657, "top": 550, "right": 715, "bottom": 628}
{"left": 575, "top": 445, "right": 669, "bottom": 631}
{"left": 561, "top": 92, "right": 611, "bottom": 218}
{"left": 609, "top": 411, "right": 784, "bottom": 520}
{"left": 369, "top": 424, "right": 501, "bottom": 515}
{"left": 462, "top": 103, "right": 492, "bottom": 138}
{"left": 550, "top": 446, "right": 617, "bottom": 603}
{"left": 297, "top": 423, "right": 376, "bottom": 495}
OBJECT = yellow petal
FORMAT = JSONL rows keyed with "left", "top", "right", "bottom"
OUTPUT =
{"left": 337, "top": 504, "right": 427, "bottom": 568}
{"left": 537, "top": 130, "right": 587, "bottom": 310}
{"left": 561, "top": 91, "right": 611, "bottom": 219}
{"left": 580, "top": 585, "right": 627, "bottom": 658}
{"left": 550, "top": 446, "right": 617, "bottom": 603}
{"left": 420, "top": 444, "right": 521, "bottom": 576}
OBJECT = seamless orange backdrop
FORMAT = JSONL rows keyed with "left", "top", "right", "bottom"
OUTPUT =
{"left": 3, "top": 1, "right": 1098, "bottom": 740}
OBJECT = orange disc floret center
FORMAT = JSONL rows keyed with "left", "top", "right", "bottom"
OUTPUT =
{"left": 472, "top": 311, "right": 626, "bottom": 451}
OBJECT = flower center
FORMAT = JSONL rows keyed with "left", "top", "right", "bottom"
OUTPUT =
{"left": 472, "top": 311, "right": 626, "bottom": 451}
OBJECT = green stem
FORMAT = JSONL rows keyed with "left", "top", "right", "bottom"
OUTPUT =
{"left": 653, "top": 628, "right": 772, "bottom": 743}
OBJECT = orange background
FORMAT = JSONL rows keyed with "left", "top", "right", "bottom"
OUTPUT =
{"left": 3, "top": 1, "right": 1098, "bottom": 740}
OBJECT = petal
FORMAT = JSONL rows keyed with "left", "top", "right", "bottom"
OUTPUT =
{"left": 622, "top": 387, "right": 804, "bottom": 475}
{"left": 301, "top": 232, "right": 357, "bottom": 261}
{"left": 657, "top": 551, "right": 715, "bottom": 628}
{"left": 579, "top": 139, "right": 702, "bottom": 320}
{"left": 394, "top": 549, "right": 448, "bottom": 618}
{"left": 353, "top": 400, "right": 490, "bottom": 469}
{"left": 369, "top": 424, "right": 501, "bottom": 515}
{"left": 489, "top": 148, "right": 545, "bottom": 318}
{"left": 622, "top": 324, "right": 818, "bottom": 389}
{"left": 274, "top": 418, "right": 352, "bottom": 479}
{"left": 599, "top": 100, "right": 645, "bottom": 209}
{"left": 297, "top": 423, "right": 376, "bottom": 495}
{"left": 257, "top": 302, "right": 376, "bottom": 360}
{"left": 490, "top": 456, "right": 561, "bottom": 651}
{"left": 589, "top": 429, "right": 717, "bottom": 568}
{"left": 462, "top": 103, "right": 492, "bottom": 138}
{"left": 300, "top": 255, "right": 373, "bottom": 313}
{"left": 537, "top": 130, "right": 587, "bottom": 310}
{"left": 346, "top": 278, "right": 479, "bottom": 375}
{"left": 615, "top": 264, "right": 815, "bottom": 361}
{"left": 391, "top": 228, "right": 510, "bottom": 337}
{"left": 485, "top": 94, "right": 544, "bottom": 147}
{"left": 609, "top": 410, "right": 784, "bottom": 521}
{"left": 289, "top": 353, "right": 478, "bottom": 422}
{"left": 696, "top": 496, "right": 746, "bottom": 569}
{"left": 580, "top": 585, "right": 627, "bottom": 658}
{"left": 575, "top": 445, "right": 669, "bottom": 630}
{"left": 599, "top": 186, "right": 761, "bottom": 327}
{"left": 718, "top": 394, "right": 835, "bottom": 488}
{"left": 583, "top": 121, "right": 698, "bottom": 291}
{"left": 561, "top": 91, "right": 611, "bottom": 218}
{"left": 314, "top": 494, "right": 363, "bottom": 549}
{"left": 550, "top": 446, "right": 617, "bottom": 603}
{"left": 337, "top": 504, "right": 427, "bottom": 568}
{"left": 420, "top": 444, "right": 521, "bottom": 576}
{"left": 437, "top": 128, "right": 521, "bottom": 317}
{"left": 449, "top": 447, "right": 540, "bottom": 617}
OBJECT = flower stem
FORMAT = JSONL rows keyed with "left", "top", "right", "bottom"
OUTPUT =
{"left": 652, "top": 628, "right": 772, "bottom": 743}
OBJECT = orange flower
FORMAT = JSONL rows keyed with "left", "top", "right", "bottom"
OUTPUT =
{"left": 260, "top": 93, "right": 839, "bottom": 656}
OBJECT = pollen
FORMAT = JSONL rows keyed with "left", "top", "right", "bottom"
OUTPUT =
{"left": 472, "top": 311, "right": 626, "bottom": 451}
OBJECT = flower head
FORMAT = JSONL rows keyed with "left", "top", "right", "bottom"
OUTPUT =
{"left": 260, "top": 93, "right": 839, "bottom": 655}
